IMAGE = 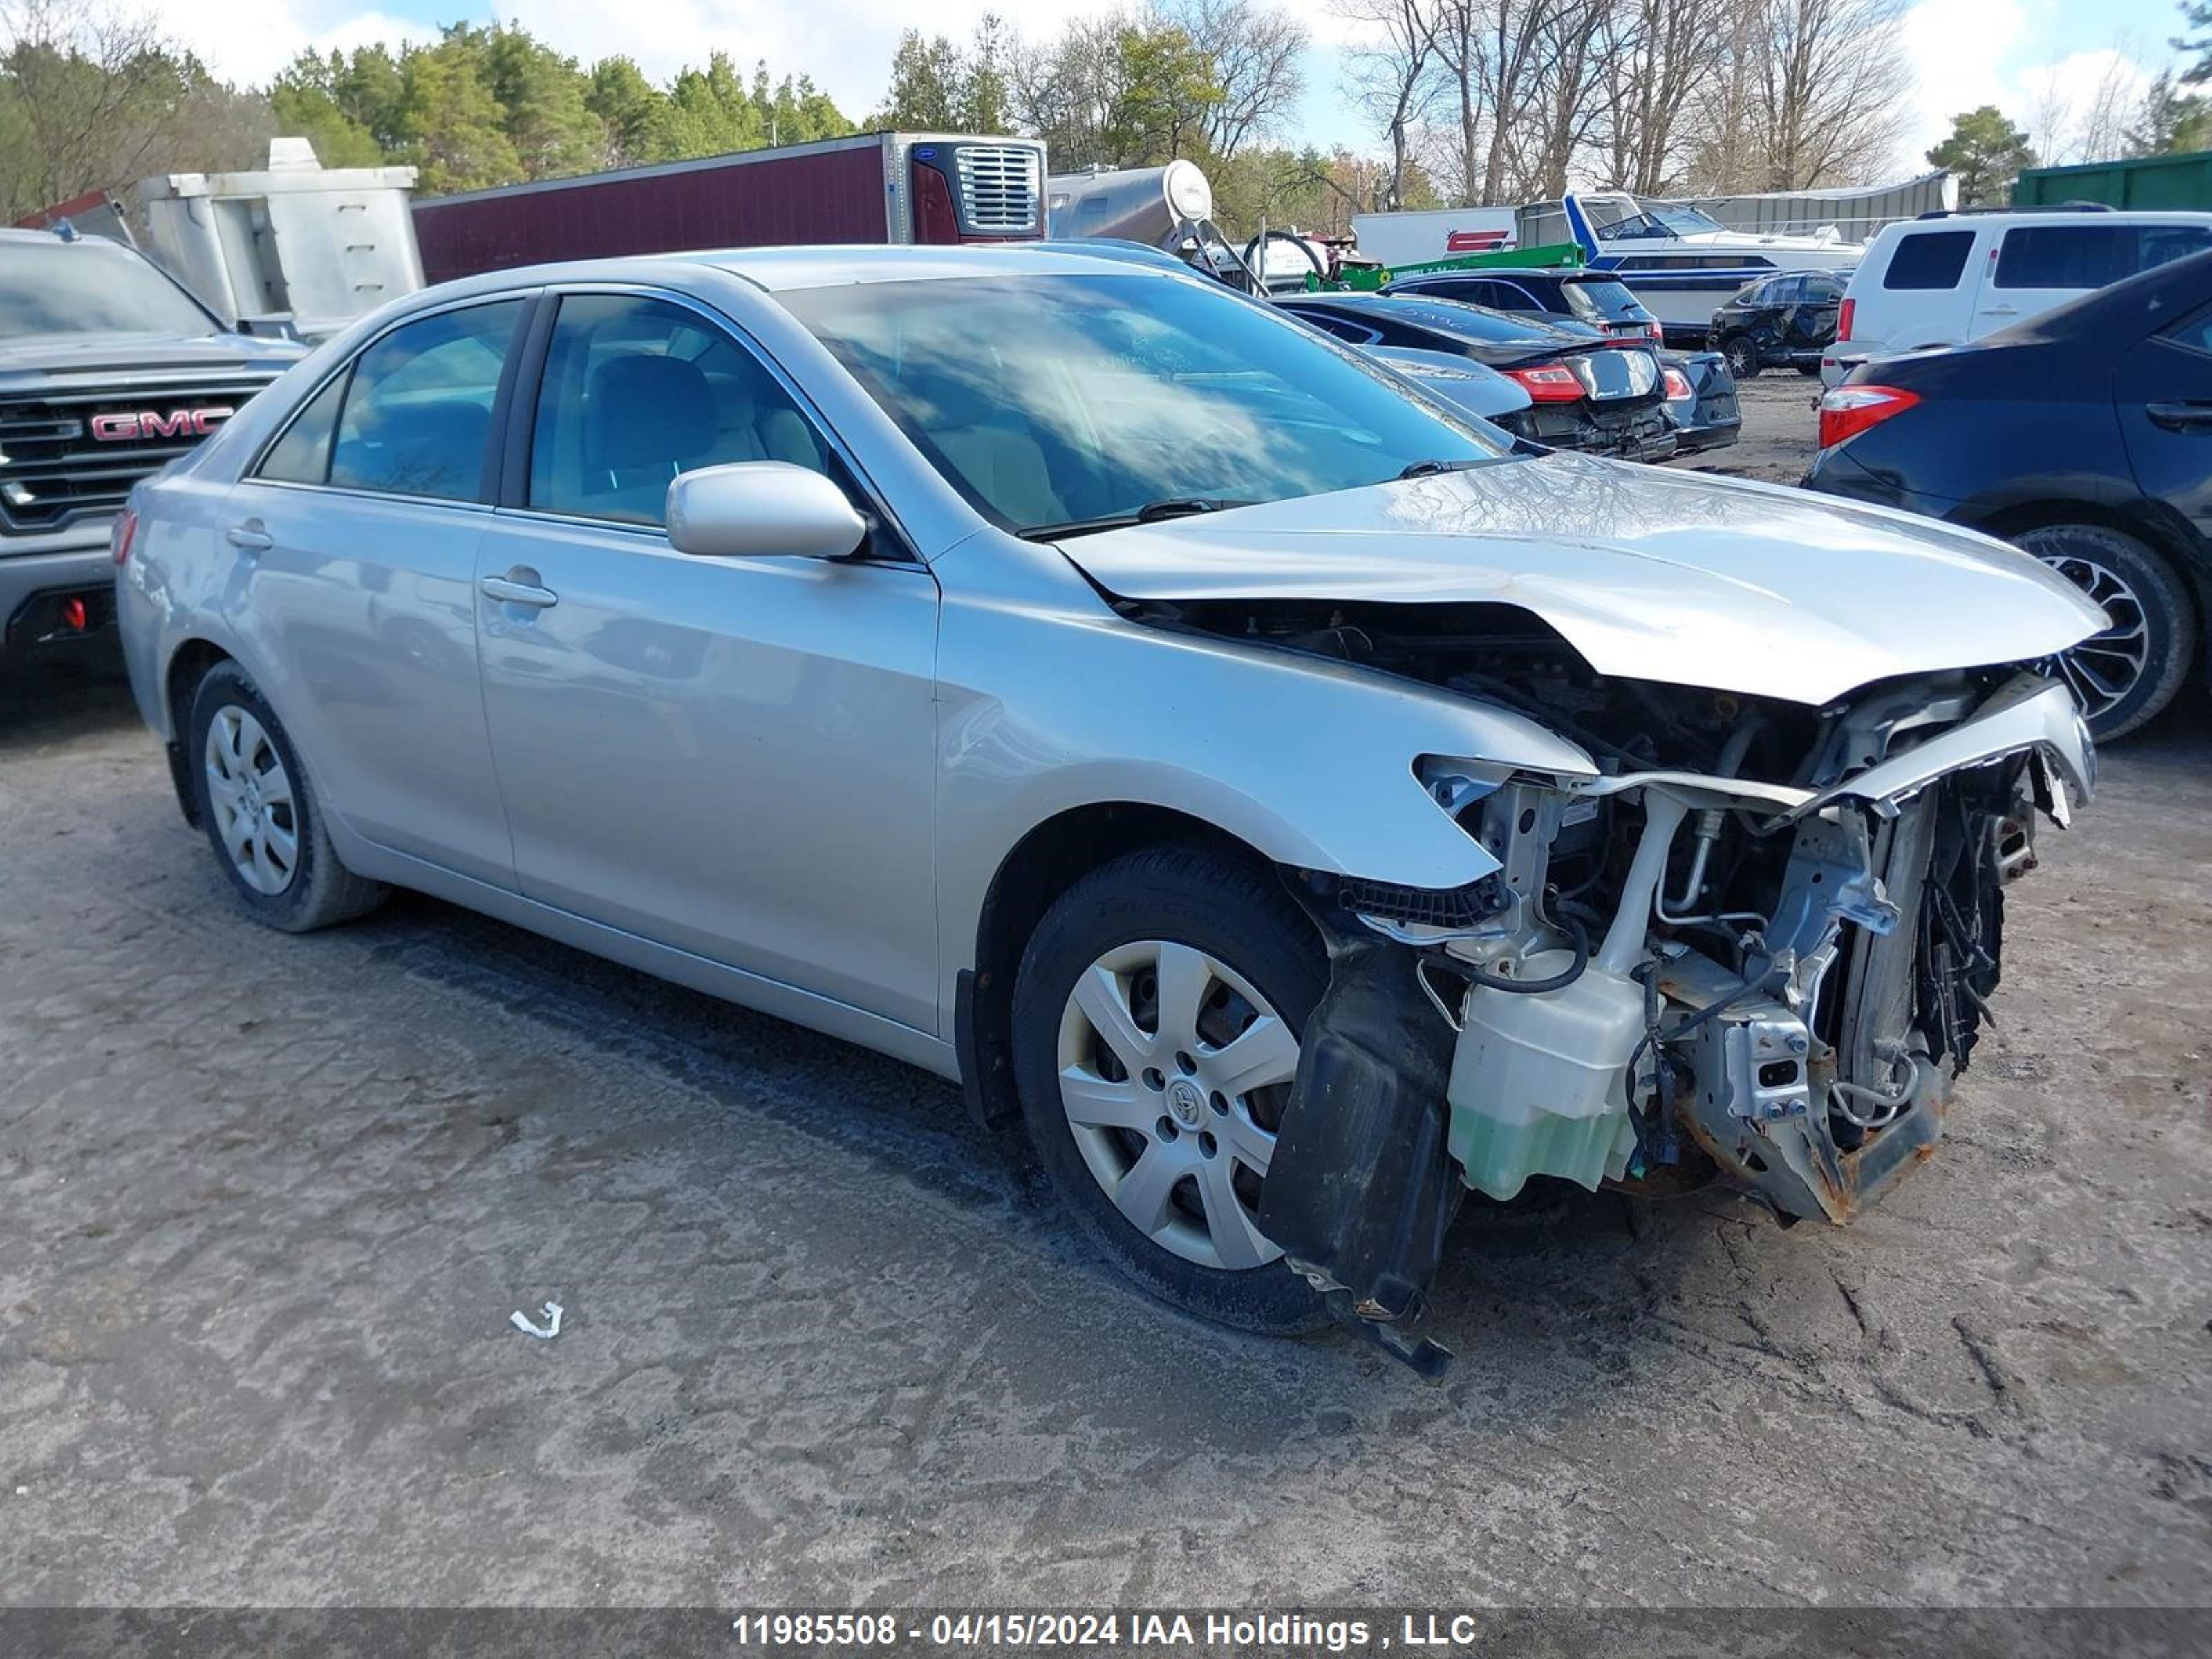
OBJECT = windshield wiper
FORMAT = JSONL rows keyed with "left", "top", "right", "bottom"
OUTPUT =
{"left": 1018, "top": 498, "right": 1253, "bottom": 541}
{"left": 1396, "top": 458, "right": 1483, "bottom": 480}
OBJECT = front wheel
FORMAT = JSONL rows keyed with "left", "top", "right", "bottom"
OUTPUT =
{"left": 2014, "top": 523, "right": 2196, "bottom": 740}
{"left": 1721, "top": 335, "right": 1760, "bottom": 380}
{"left": 1011, "top": 846, "right": 1328, "bottom": 1335}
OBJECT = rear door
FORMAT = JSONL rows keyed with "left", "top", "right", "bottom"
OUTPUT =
{"left": 471, "top": 286, "right": 943, "bottom": 1032}
{"left": 1791, "top": 274, "right": 1846, "bottom": 358}
{"left": 2117, "top": 299, "right": 2212, "bottom": 549}
{"left": 1868, "top": 227, "right": 1978, "bottom": 349}
{"left": 223, "top": 294, "right": 529, "bottom": 888}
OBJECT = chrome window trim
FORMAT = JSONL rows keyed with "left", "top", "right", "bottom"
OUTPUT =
{"left": 245, "top": 289, "right": 541, "bottom": 503}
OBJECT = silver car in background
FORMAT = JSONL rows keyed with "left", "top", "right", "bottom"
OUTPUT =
{"left": 115, "top": 247, "right": 2099, "bottom": 1369}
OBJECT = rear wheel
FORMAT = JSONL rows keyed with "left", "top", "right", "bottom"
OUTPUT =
{"left": 187, "top": 662, "right": 387, "bottom": 931}
{"left": 2014, "top": 523, "right": 2195, "bottom": 740}
{"left": 1721, "top": 334, "right": 1760, "bottom": 380}
{"left": 1011, "top": 846, "right": 1327, "bottom": 1335}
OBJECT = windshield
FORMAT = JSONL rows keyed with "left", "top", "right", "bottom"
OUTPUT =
{"left": 778, "top": 274, "right": 1509, "bottom": 536}
{"left": 1597, "top": 204, "right": 1727, "bottom": 242}
{"left": 0, "top": 239, "right": 219, "bottom": 341}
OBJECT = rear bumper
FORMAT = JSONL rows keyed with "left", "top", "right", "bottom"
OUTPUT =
{"left": 1506, "top": 402, "right": 1676, "bottom": 462}
{"left": 0, "top": 534, "right": 117, "bottom": 663}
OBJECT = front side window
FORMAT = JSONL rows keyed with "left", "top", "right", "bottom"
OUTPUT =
{"left": 527, "top": 294, "right": 828, "bottom": 527}
{"left": 1882, "top": 232, "right": 1975, "bottom": 291}
{"left": 329, "top": 301, "right": 523, "bottom": 500}
{"left": 780, "top": 274, "right": 1508, "bottom": 536}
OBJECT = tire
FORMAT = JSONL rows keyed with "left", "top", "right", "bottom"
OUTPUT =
{"left": 1721, "top": 334, "right": 1760, "bottom": 380}
{"left": 1795, "top": 363, "right": 1820, "bottom": 377}
{"left": 186, "top": 662, "right": 387, "bottom": 931}
{"left": 1011, "top": 845, "right": 1329, "bottom": 1335}
{"left": 2013, "top": 523, "right": 2196, "bottom": 741}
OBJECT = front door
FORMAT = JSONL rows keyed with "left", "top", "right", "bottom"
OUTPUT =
{"left": 472, "top": 290, "right": 942, "bottom": 1033}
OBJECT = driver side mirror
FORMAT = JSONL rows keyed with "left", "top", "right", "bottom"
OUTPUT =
{"left": 664, "top": 462, "right": 868, "bottom": 561}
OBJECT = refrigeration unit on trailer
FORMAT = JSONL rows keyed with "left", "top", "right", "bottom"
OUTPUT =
{"left": 412, "top": 132, "right": 1048, "bottom": 282}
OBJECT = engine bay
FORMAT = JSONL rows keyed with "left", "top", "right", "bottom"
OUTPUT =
{"left": 1122, "top": 594, "right": 2082, "bottom": 1370}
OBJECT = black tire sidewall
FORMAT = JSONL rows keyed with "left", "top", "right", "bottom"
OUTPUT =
{"left": 1011, "top": 849, "right": 1330, "bottom": 1336}
{"left": 2015, "top": 523, "right": 2197, "bottom": 741}
{"left": 187, "top": 665, "right": 332, "bottom": 929}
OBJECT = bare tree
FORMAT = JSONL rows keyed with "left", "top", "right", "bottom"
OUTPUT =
{"left": 1336, "top": 0, "right": 1441, "bottom": 207}
{"left": 1161, "top": 0, "right": 1307, "bottom": 158}
{"left": 0, "top": 0, "right": 271, "bottom": 222}
{"left": 1598, "top": 0, "right": 1729, "bottom": 193}
{"left": 1741, "top": 0, "right": 1911, "bottom": 189}
{"left": 2027, "top": 44, "right": 2146, "bottom": 165}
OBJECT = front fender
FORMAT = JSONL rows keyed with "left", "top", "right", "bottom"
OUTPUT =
{"left": 932, "top": 568, "right": 1597, "bottom": 1024}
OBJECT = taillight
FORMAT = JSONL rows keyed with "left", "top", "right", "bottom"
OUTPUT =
{"left": 111, "top": 507, "right": 138, "bottom": 567}
{"left": 1646, "top": 322, "right": 1664, "bottom": 346}
{"left": 1817, "top": 384, "right": 1919, "bottom": 449}
{"left": 1661, "top": 365, "right": 1693, "bottom": 400}
{"left": 1837, "top": 297, "right": 1855, "bottom": 342}
{"left": 1504, "top": 364, "right": 1584, "bottom": 403}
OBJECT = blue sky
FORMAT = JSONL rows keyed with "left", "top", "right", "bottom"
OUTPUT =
{"left": 147, "top": 0, "right": 2202, "bottom": 185}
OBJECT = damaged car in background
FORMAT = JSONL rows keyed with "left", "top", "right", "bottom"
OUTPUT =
{"left": 115, "top": 248, "right": 2101, "bottom": 1374}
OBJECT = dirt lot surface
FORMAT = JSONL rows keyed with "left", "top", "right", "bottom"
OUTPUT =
{"left": 1672, "top": 372, "right": 1824, "bottom": 486}
{"left": 3, "top": 397, "right": 2209, "bottom": 1608}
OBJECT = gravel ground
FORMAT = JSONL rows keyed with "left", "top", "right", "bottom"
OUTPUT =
{"left": 2, "top": 400, "right": 2209, "bottom": 1609}
{"left": 1670, "top": 372, "right": 1825, "bottom": 486}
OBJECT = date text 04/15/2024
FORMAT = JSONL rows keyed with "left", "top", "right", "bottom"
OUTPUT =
{"left": 727, "top": 1613, "right": 1485, "bottom": 1651}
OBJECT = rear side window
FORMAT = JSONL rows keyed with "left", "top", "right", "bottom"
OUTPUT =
{"left": 527, "top": 293, "right": 828, "bottom": 527}
{"left": 1994, "top": 223, "right": 2212, "bottom": 290}
{"left": 1882, "top": 232, "right": 1974, "bottom": 290}
{"left": 329, "top": 301, "right": 523, "bottom": 500}
{"left": 256, "top": 371, "right": 350, "bottom": 485}
{"left": 1803, "top": 276, "right": 1846, "bottom": 303}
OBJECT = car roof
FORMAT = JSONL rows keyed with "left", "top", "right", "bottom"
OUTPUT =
{"left": 675, "top": 243, "right": 1188, "bottom": 291}
{"left": 1873, "top": 209, "right": 2212, "bottom": 249}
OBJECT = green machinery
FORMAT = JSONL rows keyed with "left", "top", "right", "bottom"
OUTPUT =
{"left": 1308, "top": 240, "right": 1588, "bottom": 292}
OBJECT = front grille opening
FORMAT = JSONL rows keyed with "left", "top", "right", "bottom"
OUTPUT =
{"left": 0, "top": 376, "right": 274, "bottom": 534}
{"left": 955, "top": 146, "right": 1042, "bottom": 234}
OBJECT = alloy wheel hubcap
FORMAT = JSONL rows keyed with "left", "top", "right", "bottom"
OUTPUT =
{"left": 204, "top": 705, "right": 300, "bottom": 896}
{"left": 1055, "top": 939, "right": 1300, "bottom": 1271}
{"left": 2036, "top": 552, "right": 2150, "bottom": 724}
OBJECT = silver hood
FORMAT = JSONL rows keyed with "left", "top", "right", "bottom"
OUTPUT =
{"left": 1055, "top": 452, "right": 2105, "bottom": 704}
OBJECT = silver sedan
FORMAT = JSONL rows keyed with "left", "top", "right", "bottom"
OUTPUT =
{"left": 116, "top": 246, "right": 2100, "bottom": 1367}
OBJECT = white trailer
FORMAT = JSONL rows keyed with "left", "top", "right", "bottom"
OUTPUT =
{"left": 1347, "top": 206, "right": 1520, "bottom": 267}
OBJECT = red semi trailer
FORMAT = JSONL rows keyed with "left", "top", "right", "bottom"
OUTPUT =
{"left": 412, "top": 131, "right": 1047, "bottom": 283}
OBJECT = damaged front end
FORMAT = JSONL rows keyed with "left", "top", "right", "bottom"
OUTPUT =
{"left": 1240, "top": 617, "right": 2094, "bottom": 1369}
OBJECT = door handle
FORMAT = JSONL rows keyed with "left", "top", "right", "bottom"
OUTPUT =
{"left": 479, "top": 574, "right": 559, "bottom": 608}
{"left": 227, "top": 521, "right": 273, "bottom": 553}
{"left": 2147, "top": 400, "right": 2212, "bottom": 432}
{"left": 1983, "top": 305, "right": 2018, "bottom": 317}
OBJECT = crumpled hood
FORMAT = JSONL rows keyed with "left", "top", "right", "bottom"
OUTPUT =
{"left": 1053, "top": 451, "right": 2106, "bottom": 704}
